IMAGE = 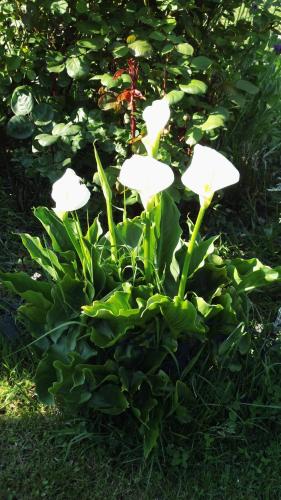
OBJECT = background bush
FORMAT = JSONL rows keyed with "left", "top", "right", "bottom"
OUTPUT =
{"left": 1, "top": 0, "right": 280, "bottom": 197}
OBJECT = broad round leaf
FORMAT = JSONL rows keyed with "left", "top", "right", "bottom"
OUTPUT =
{"left": 35, "top": 134, "right": 59, "bottom": 147}
{"left": 128, "top": 40, "right": 152, "bottom": 57}
{"left": 46, "top": 51, "right": 65, "bottom": 73}
{"left": 52, "top": 122, "right": 81, "bottom": 136}
{"left": 50, "top": 0, "right": 68, "bottom": 14}
{"left": 66, "top": 56, "right": 90, "bottom": 79}
{"left": 149, "top": 31, "right": 166, "bottom": 41}
{"left": 176, "top": 43, "right": 194, "bottom": 56}
{"left": 76, "top": 0, "right": 88, "bottom": 13}
{"left": 32, "top": 103, "right": 54, "bottom": 126}
{"left": 7, "top": 115, "right": 34, "bottom": 139}
{"left": 191, "top": 56, "right": 213, "bottom": 71}
{"left": 180, "top": 80, "right": 207, "bottom": 95}
{"left": 99, "top": 74, "right": 117, "bottom": 89}
{"left": 165, "top": 90, "right": 185, "bottom": 105}
{"left": 6, "top": 55, "right": 22, "bottom": 71}
{"left": 77, "top": 37, "right": 105, "bottom": 50}
{"left": 185, "top": 126, "right": 203, "bottom": 146}
{"left": 201, "top": 113, "right": 226, "bottom": 131}
{"left": 161, "top": 43, "right": 174, "bottom": 55}
{"left": 112, "top": 43, "right": 129, "bottom": 58}
{"left": 11, "top": 86, "right": 34, "bottom": 116}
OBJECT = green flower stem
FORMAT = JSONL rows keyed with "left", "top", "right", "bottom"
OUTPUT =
{"left": 143, "top": 211, "right": 152, "bottom": 281}
{"left": 151, "top": 132, "right": 161, "bottom": 158}
{"left": 177, "top": 204, "right": 207, "bottom": 300}
{"left": 94, "top": 145, "right": 117, "bottom": 262}
{"left": 142, "top": 132, "right": 161, "bottom": 158}
{"left": 142, "top": 132, "right": 163, "bottom": 281}
{"left": 106, "top": 197, "right": 118, "bottom": 262}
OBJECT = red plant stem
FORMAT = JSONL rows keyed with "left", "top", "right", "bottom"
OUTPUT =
{"left": 128, "top": 58, "right": 139, "bottom": 139}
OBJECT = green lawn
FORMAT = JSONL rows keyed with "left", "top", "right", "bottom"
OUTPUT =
{"left": 1, "top": 370, "right": 281, "bottom": 499}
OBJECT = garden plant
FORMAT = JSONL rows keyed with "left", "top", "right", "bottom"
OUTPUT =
{"left": 1, "top": 0, "right": 281, "bottom": 496}
{"left": 1, "top": 98, "right": 281, "bottom": 457}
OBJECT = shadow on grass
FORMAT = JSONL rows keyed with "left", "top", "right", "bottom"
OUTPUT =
{"left": 1, "top": 408, "right": 281, "bottom": 500}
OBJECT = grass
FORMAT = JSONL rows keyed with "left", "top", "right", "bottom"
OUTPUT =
{"left": 2, "top": 368, "right": 281, "bottom": 500}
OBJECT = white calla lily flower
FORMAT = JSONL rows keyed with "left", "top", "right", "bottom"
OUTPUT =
{"left": 142, "top": 98, "right": 170, "bottom": 140}
{"left": 51, "top": 168, "right": 90, "bottom": 214}
{"left": 119, "top": 154, "right": 174, "bottom": 209}
{"left": 181, "top": 144, "right": 240, "bottom": 207}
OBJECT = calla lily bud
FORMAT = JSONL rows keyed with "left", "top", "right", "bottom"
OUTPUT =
{"left": 51, "top": 168, "right": 91, "bottom": 213}
{"left": 142, "top": 98, "right": 170, "bottom": 156}
{"left": 119, "top": 154, "right": 174, "bottom": 210}
{"left": 142, "top": 98, "right": 170, "bottom": 139}
{"left": 181, "top": 145, "right": 240, "bottom": 207}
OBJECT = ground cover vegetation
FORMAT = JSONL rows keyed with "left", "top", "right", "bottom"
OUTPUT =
{"left": 1, "top": 0, "right": 281, "bottom": 498}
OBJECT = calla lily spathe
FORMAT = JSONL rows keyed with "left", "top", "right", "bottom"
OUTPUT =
{"left": 143, "top": 98, "right": 170, "bottom": 141}
{"left": 181, "top": 144, "right": 240, "bottom": 207}
{"left": 119, "top": 154, "right": 174, "bottom": 210}
{"left": 51, "top": 168, "right": 90, "bottom": 213}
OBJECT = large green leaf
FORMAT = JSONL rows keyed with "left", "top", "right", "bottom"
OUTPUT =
{"left": 180, "top": 80, "right": 207, "bottom": 95}
{"left": 189, "top": 236, "right": 219, "bottom": 277}
{"left": 20, "top": 233, "right": 64, "bottom": 279}
{"left": 112, "top": 43, "right": 129, "bottom": 58}
{"left": 77, "top": 37, "right": 105, "bottom": 50}
{"left": 18, "top": 302, "right": 51, "bottom": 340}
{"left": 33, "top": 207, "right": 74, "bottom": 253}
{"left": 176, "top": 43, "right": 194, "bottom": 56}
{"left": 32, "top": 103, "right": 54, "bottom": 126}
{"left": 162, "top": 296, "right": 206, "bottom": 336}
{"left": 172, "top": 380, "right": 193, "bottom": 423}
{"left": 46, "top": 274, "right": 88, "bottom": 331}
{"left": 185, "top": 126, "right": 203, "bottom": 146}
{"left": 36, "top": 345, "right": 66, "bottom": 404}
{"left": 128, "top": 40, "right": 152, "bottom": 57}
{"left": 228, "top": 258, "right": 281, "bottom": 293}
{"left": 66, "top": 56, "right": 90, "bottom": 79}
{"left": 85, "top": 216, "right": 103, "bottom": 244}
{"left": 165, "top": 90, "right": 185, "bottom": 105}
{"left": 88, "top": 384, "right": 129, "bottom": 415}
{"left": 200, "top": 108, "right": 229, "bottom": 131}
{"left": 191, "top": 56, "right": 213, "bottom": 71}
{"left": 192, "top": 296, "right": 223, "bottom": 320}
{"left": 83, "top": 289, "right": 142, "bottom": 347}
{"left": 52, "top": 123, "right": 81, "bottom": 136}
{"left": 156, "top": 193, "right": 182, "bottom": 278}
{"left": 7, "top": 116, "right": 34, "bottom": 139}
{"left": 83, "top": 290, "right": 139, "bottom": 320}
{"left": 11, "top": 86, "right": 34, "bottom": 116}
{"left": 35, "top": 134, "right": 59, "bottom": 147}
{"left": 149, "top": 31, "right": 166, "bottom": 41}
{"left": 51, "top": 352, "right": 97, "bottom": 405}
{"left": 6, "top": 55, "right": 21, "bottom": 71}
{"left": 36, "top": 346, "right": 93, "bottom": 406}
{"left": 142, "top": 294, "right": 206, "bottom": 336}
{"left": 0, "top": 271, "right": 52, "bottom": 301}
{"left": 46, "top": 51, "right": 65, "bottom": 73}
{"left": 115, "top": 218, "right": 143, "bottom": 250}
{"left": 50, "top": 0, "right": 68, "bottom": 14}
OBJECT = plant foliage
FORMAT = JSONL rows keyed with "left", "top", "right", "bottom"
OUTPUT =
{"left": 1, "top": 0, "right": 280, "bottom": 180}
{"left": 1, "top": 174, "right": 280, "bottom": 456}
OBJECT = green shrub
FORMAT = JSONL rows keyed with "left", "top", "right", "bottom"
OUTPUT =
{"left": 1, "top": 0, "right": 280, "bottom": 182}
